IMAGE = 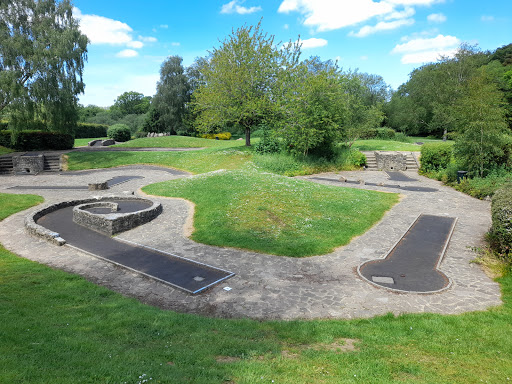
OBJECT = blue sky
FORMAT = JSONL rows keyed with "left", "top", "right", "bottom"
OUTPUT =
{"left": 72, "top": 0, "right": 512, "bottom": 107}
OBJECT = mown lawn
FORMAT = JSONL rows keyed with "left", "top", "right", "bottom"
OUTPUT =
{"left": 112, "top": 135, "right": 249, "bottom": 149}
{"left": 73, "top": 137, "right": 108, "bottom": 147}
{"left": 143, "top": 168, "right": 398, "bottom": 257}
{"left": 0, "top": 193, "right": 511, "bottom": 383}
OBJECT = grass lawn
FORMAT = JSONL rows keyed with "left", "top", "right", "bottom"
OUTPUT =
{"left": 0, "top": 145, "right": 14, "bottom": 155}
{"left": 73, "top": 137, "right": 108, "bottom": 147}
{"left": 1, "top": 192, "right": 512, "bottom": 383}
{"left": 143, "top": 168, "right": 398, "bottom": 257}
{"left": 352, "top": 137, "right": 454, "bottom": 152}
{"left": 113, "top": 135, "right": 249, "bottom": 149}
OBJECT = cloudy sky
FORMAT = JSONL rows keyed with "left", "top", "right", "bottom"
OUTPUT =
{"left": 72, "top": 0, "right": 511, "bottom": 107}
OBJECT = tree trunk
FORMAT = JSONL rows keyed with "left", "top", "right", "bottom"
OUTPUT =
{"left": 245, "top": 127, "right": 251, "bottom": 146}
{"left": 442, "top": 128, "right": 447, "bottom": 141}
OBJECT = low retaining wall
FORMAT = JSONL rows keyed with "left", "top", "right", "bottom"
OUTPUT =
{"left": 375, "top": 151, "right": 407, "bottom": 171}
{"left": 25, "top": 197, "right": 162, "bottom": 244}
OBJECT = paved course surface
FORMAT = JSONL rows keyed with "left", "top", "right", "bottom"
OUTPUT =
{"left": 0, "top": 165, "right": 502, "bottom": 320}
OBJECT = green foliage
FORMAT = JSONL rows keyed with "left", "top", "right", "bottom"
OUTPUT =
{"left": 74, "top": 123, "right": 108, "bottom": 139}
{"left": 254, "top": 125, "right": 280, "bottom": 154}
{"left": 376, "top": 127, "right": 396, "bottom": 140}
{"left": 193, "top": 20, "right": 300, "bottom": 146}
{"left": 0, "top": 0, "right": 88, "bottom": 134}
{"left": 359, "top": 127, "right": 378, "bottom": 139}
{"left": 453, "top": 69, "right": 509, "bottom": 177}
{"left": 150, "top": 56, "right": 191, "bottom": 135}
{"left": 107, "top": 124, "right": 131, "bottom": 142}
{"left": 454, "top": 168, "right": 512, "bottom": 199}
{"left": 489, "top": 184, "right": 512, "bottom": 258}
{"left": 200, "top": 132, "right": 232, "bottom": 140}
{"left": 112, "top": 91, "right": 151, "bottom": 116}
{"left": 0, "top": 130, "right": 73, "bottom": 150}
{"left": 420, "top": 142, "right": 453, "bottom": 172}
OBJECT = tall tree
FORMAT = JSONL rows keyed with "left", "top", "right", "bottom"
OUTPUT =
{"left": 112, "top": 91, "right": 151, "bottom": 116}
{"left": 453, "top": 68, "right": 509, "bottom": 177}
{"left": 193, "top": 21, "right": 300, "bottom": 146}
{"left": 0, "top": 0, "right": 88, "bottom": 134}
{"left": 150, "top": 55, "right": 190, "bottom": 135}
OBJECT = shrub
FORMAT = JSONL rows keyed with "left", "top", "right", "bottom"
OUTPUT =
{"left": 107, "top": 124, "right": 131, "bottom": 142}
{"left": 489, "top": 183, "right": 512, "bottom": 258}
{"left": 1, "top": 130, "right": 73, "bottom": 150}
{"left": 394, "top": 132, "right": 409, "bottom": 142}
{"left": 255, "top": 126, "right": 280, "bottom": 154}
{"left": 420, "top": 142, "right": 453, "bottom": 173}
{"left": 359, "top": 127, "right": 378, "bottom": 139}
{"left": 200, "top": 132, "right": 232, "bottom": 140}
{"left": 0, "top": 130, "right": 11, "bottom": 147}
{"left": 0, "top": 120, "right": 8, "bottom": 130}
{"left": 376, "top": 127, "right": 396, "bottom": 140}
{"left": 348, "top": 150, "right": 366, "bottom": 167}
{"left": 75, "top": 123, "right": 108, "bottom": 138}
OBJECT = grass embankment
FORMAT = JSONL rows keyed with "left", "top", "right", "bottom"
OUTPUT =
{"left": 0, "top": 145, "right": 14, "bottom": 155}
{"left": 113, "top": 135, "right": 248, "bottom": 149}
{"left": 352, "top": 137, "right": 452, "bottom": 152}
{"left": 1, "top": 192, "right": 512, "bottom": 383}
{"left": 143, "top": 168, "right": 398, "bottom": 257}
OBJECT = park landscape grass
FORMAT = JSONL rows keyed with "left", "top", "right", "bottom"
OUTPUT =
{"left": 1, "top": 193, "right": 512, "bottom": 383}
{"left": 2, "top": 136, "right": 512, "bottom": 382}
{"left": 143, "top": 167, "right": 398, "bottom": 256}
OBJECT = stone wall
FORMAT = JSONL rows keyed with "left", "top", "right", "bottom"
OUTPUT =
{"left": 13, "top": 154, "right": 44, "bottom": 174}
{"left": 375, "top": 151, "right": 407, "bottom": 171}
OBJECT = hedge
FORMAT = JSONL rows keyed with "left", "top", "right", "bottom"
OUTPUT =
{"left": 200, "top": 132, "right": 232, "bottom": 140}
{"left": 420, "top": 142, "right": 453, "bottom": 172}
{"left": 75, "top": 123, "right": 108, "bottom": 138}
{"left": 490, "top": 183, "right": 512, "bottom": 257}
{"left": 0, "top": 130, "right": 73, "bottom": 151}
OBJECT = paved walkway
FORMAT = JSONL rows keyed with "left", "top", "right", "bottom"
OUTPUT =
{"left": 0, "top": 167, "right": 502, "bottom": 320}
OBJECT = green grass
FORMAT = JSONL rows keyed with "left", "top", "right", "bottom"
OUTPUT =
{"left": 113, "top": 135, "right": 249, "bottom": 149}
{"left": 0, "top": 145, "right": 14, "bottom": 155}
{"left": 66, "top": 147, "right": 254, "bottom": 174}
{"left": 73, "top": 137, "right": 108, "bottom": 147}
{"left": 352, "top": 137, "right": 453, "bottom": 152}
{"left": 1, "top": 192, "right": 512, "bottom": 383}
{"left": 143, "top": 167, "right": 399, "bottom": 257}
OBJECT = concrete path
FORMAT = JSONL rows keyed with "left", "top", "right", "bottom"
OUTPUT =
{"left": 0, "top": 167, "right": 502, "bottom": 320}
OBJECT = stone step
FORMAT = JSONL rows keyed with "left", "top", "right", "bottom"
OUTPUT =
{"left": 0, "top": 156, "right": 14, "bottom": 174}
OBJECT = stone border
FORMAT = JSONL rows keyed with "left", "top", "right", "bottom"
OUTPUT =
{"left": 73, "top": 199, "right": 161, "bottom": 236}
{"left": 25, "top": 196, "right": 162, "bottom": 243}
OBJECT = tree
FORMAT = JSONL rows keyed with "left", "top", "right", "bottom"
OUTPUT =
{"left": 150, "top": 56, "right": 190, "bottom": 135}
{"left": 0, "top": 0, "right": 88, "bottom": 134}
{"left": 453, "top": 69, "right": 509, "bottom": 177}
{"left": 193, "top": 20, "right": 300, "bottom": 146}
{"left": 112, "top": 91, "right": 151, "bottom": 116}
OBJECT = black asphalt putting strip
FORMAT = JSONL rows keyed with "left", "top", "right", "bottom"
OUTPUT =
{"left": 8, "top": 176, "right": 144, "bottom": 190}
{"left": 36, "top": 202, "right": 234, "bottom": 294}
{"left": 386, "top": 171, "right": 417, "bottom": 182}
{"left": 358, "top": 214, "right": 457, "bottom": 293}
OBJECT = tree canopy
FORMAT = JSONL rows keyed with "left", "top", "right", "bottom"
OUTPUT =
{"left": 0, "top": 0, "right": 88, "bottom": 134}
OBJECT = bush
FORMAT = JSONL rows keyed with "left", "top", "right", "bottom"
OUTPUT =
{"left": 200, "top": 132, "right": 232, "bottom": 140}
{"left": 0, "top": 121, "right": 8, "bottom": 130}
{"left": 359, "top": 128, "right": 378, "bottom": 139}
{"left": 393, "top": 132, "right": 409, "bottom": 142}
{"left": 75, "top": 123, "right": 108, "bottom": 139}
{"left": 420, "top": 142, "right": 453, "bottom": 172}
{"left": 348, "top": 150, "right": 366, "bottom": 167}
{"left": 0, "top": 130, "right": 73, "bottom": 150}
{"left": 255, "top": 126, "right": 280, "bottom": 154}
{"left": 376, "top": 127, "right": 396, "bottom": 140}
{"left": 107, "top": 124, "right": 131, "bottom": 142}
{"left": 489, "top": 183, "right": 512, "bottom": 258}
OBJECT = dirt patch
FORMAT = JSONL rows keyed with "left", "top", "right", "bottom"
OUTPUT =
{"left": 216, "top": 356, "right": 242, "bottom": 363}
{"left": 281, "top": 338, "right": 360, "bottom": 358}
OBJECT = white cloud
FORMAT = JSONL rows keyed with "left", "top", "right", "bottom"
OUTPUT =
{"left": 221, "top": 0, "right": 262, "bottom": 14}
{"left": 160, "top": 24, "right": 169, "bottom": 29}
{"left": 171, "top": 42, "right": 181, "bottom": 47}
{"left": 278, "top": 0, "right": 393, "bottom": 32}
{"left": 127, "top": 41, "right": 144, "bottom": 49}
{"left": 278, "top": 0, "right": 445, "bottom": 33}
{"left": 427, "top": 13, "right": 446, "bottom": 23}
{"left": 350, "top": 18, "right": 414, "bottom": 37}
{"left": 391, "top": 34, "right": 459, "bottom": 64}
{"left": 73, "top": 7, "right": 133, "bottom": 45}
{"left": 139, "top": 35, "right": 157, "bottom": 43}
{"left": 360, "top": 55, "right": 369, "bottom": 60}
{"left": 283, "top": 23, "right": 289, "bottom": 29}
{"left": 392, "top": 34, "right": 459, "bottom": 53}
{"left": 481, "top": 15, "right": 495, "bottom": 22}
{"left": 401, "top": 48, "right": 457, "bottom": 64}
{"left": 300, "top": 37, "right": 328, "bottom": 49}
{"left": 116, "top": 49, "right": 139, "bottom": 58}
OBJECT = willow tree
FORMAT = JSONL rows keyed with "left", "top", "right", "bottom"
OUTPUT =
{"left": 192, "top": 21, "right": 300, "bottom": 146}
{"left": 0, "top": 0, "right": 88, "bottom": 134}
